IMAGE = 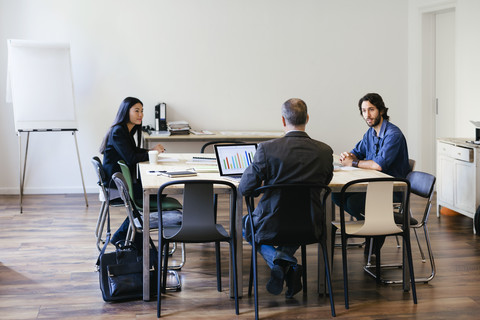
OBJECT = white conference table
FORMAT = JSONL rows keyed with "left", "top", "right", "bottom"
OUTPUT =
{"left": 139, "top": 153, "right": 400, "bottom": 301}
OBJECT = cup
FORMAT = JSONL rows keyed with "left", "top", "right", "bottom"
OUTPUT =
{"left": 148, "top": 150, "right": 158, "bottom": 165}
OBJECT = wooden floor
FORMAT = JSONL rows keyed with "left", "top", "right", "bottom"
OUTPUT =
{"left": 1, "top": 192, "right": 480, "bottom": 319}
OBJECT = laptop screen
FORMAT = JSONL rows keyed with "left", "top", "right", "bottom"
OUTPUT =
{"left": 214, "top": 143, "right": 258, "bottom": 177}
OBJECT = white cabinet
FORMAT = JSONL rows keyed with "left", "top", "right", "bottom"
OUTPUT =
{"left": 437, "top": 139, "right": 480, "bottom": 233}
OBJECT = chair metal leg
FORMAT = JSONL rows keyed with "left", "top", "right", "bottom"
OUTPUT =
{"left": 340, "top": 233, "right": 350, "bottom": 309}
{"left": 230, "top": 240, "right": 239, "bottom": 315}
{"left": 95, "top": 201, "right": 107, "bottom": 251}
{"left": 301, "top": 244, "right": 307, "bottom": 293}
{"left": 248, "top": 253, "right": 254, "bottom": 297}
{"left": 157, "top": 238, "right": 166, "bottom": 318}
{"left": 404, "top": 235, "right": 418, "bottom": 303}
{"left": 364, "top": 227, "right": 436, "bottom": 284}
{"left": 163, "top": 243, "right": 182, "bottom": 291}
{"left": 413, "top": 228, "right": 426, "bottom": 262}
{"left": 215, "top": 241, "right": 222, "bottom": 292}
{"left": 320, "top": 241, "right": 336, "bottom": 317}
{"left": 419, "top": 224, "right": 436, "bottom": 282}
{"left": 162, "top": 241, "right": 170, "bottom": 294}
{"left": 252, "top": 244, "right": 259, "bottom": 320}
{"left": 167, "top": 242, "right": 186, "bottom": 270}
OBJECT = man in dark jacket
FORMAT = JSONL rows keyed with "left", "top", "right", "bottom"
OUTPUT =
{"left": 239, "top": 98, "right": 333, "bottom": 298}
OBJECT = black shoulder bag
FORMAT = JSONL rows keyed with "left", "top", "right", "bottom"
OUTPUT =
{"left": 96, "top": 189, "right": 156, "bottom": 301}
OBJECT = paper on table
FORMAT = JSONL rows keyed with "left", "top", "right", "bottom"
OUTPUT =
{"left": 158, "top": 156, "right": 179, "bottom": 162}
{"left": 334, "top": 165, "right": 359, "bottom": 171}
{"left": 193, "top": 166, "right": 219, "bottom": 173}
{"left": 186, "top": 161, "right": 217, "bottom": 166}
{"left": 160, "top": 170, "right": 197, "bottom": 178}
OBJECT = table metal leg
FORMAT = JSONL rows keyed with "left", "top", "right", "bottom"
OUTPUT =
{"left": 318, "top": 194, "right": 333, "bottom": 294}
{"left": 143, "top": 190, "right": 151, "bottom": 301}
{"left": 232, "top": 194, "right": 243, "bottom": 298}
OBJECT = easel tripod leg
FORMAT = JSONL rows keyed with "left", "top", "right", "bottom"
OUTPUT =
{"left": 73, "top": 131, "right": 88, "bottom": 207}
{"left": 18, "top": 131, "right": 30, "bottom": 214}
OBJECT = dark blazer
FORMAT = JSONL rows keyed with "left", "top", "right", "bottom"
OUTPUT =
{"left": 239, "top": 131, "right": 334, "bottom": 242}
{"left": 102, "top": 124, "right": 148, "bottom": 184}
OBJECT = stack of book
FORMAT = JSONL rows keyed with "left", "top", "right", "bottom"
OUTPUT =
{"left": 168, "top": 121, "right": 190, "bottom": 135}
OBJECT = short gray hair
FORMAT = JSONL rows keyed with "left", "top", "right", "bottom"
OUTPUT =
{"left": 281, "top": 98, "right": 308, "bottom": 125}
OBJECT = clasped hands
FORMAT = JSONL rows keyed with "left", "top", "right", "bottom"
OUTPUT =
{"left": 339, "top": 152, "right": 358, "bottom": 167}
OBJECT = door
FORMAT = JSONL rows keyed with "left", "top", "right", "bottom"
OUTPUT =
{"left": 435, "top": 10, "right": 456, "bottom": 141}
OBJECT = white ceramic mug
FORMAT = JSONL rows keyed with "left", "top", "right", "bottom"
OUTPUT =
{"left": 148, "top": 150, "right": 159, "bottom": 164}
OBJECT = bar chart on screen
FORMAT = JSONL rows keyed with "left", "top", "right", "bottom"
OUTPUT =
{"left": 221, "top": 150, "right": 254, "bottom": 171}
{"left": 214, "top": 143, "right": 258, "bottom": 176}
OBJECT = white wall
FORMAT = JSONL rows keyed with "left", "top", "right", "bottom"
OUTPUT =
{"left": 456, "top": 0, "right": 480, "bottom": 136}
{"left": 0, "top": 0, "right": 409, "bottom": 194}
{"left": 407, "top": 0, "right": 480, "bottom": 174}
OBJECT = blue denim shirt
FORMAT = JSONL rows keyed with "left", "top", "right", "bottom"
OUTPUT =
{"left": 351, "top": 120, "right": 410, "bottom": 178}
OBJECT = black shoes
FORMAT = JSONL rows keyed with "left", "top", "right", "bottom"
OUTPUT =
{"left": 285, "top": 264, "right": 303, "bottom": 298}
{"left": 266, "top": 261, "right": 303, "bottom": 298}
{"left": 266, "top": 264, "right": 287, "bottom": 295}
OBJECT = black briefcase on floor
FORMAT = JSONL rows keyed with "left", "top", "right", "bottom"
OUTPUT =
{"left": 97, "top": 203, "right": 157, "bottom": 302}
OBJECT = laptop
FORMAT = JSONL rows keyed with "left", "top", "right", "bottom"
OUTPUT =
{"left": 214, "top": 143, "right": 258, "bottom": 182}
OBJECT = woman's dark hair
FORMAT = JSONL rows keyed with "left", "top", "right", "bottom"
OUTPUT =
{"left": 99, "top": 97, "right": 143, "bottom": 154}
{"left": 358, "top": 93, "right": 390, "bottom": 121}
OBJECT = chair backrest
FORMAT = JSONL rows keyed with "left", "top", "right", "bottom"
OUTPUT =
{"left": 245, "top": 184, "right": 331, "bottom": 246}
{"left": 111, "top": 172, "right": 142, "bottom": 230}
{"left": 157, "top": 179, "right": 237, "bottom": 242}
{"left": 406, "top": 171, "right": 436, "bottom": 224}
{"left": 91, "top": 156, "right": 109, "bottom": 202}
{"left": 407, "top": 171, "right": 435, "bottom": 199}
{"left": 340, "top": 178, "right": 410, "bottom": 236}
{"left": 91, "top": 156, "right": 107, "bottom": 186}
{"left": 200, "top": 140, "right": 245, "bottom": 153}
{"left": 408, "top": 159, "right": 416, "bottom": 173}
{"left": 118, "top": 160, "right": 141, "bottom": 210}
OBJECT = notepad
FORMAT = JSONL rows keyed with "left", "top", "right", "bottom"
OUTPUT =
{"left": 159, "top": 170, "right": 197, "bottom": 178}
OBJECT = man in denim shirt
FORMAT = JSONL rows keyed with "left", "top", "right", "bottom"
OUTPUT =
{"left": 334, "top": 92, "right": 410, "bottom": 252}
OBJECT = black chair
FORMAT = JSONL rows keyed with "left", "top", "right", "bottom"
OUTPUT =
{"left": 118, "top": 160, "right": 186, "bottom": 271}
{"left": 200, "top": 140, "right": 245, "bottom": 153}
{"left": 156, "top": 180, "right": 239, "bottom": 318}
{"left": 200, "top": 140, "right": 245, "bottom": 241}
{"left": 91, "top": 156, "right": 124, "bottom": 251}
{"left": 111, "top": 172, "right": 184, "bottom": 290}
{"left": 332, "top": 177, "right": 417, "bottom": 309}
{"left": 364, "top": 171, "right": 437, "bottom": 284}
{"left": 245, "top": 184, "right": 335, "bottom": 319}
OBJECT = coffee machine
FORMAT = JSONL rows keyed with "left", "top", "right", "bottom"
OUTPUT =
{"left": 468, "top": 120, "right": 480, "bottom": 144}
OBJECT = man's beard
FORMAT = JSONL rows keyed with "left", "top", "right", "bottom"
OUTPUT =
{"left": 366, "top": 114, "right": 382, "bottom": 127}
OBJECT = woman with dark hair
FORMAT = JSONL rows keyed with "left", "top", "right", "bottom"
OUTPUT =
{"left": 100, "top": 97, "right": 164, "bottom": 186}
{"left": 100, "top": 97, "right": 166, "bottom": 245}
